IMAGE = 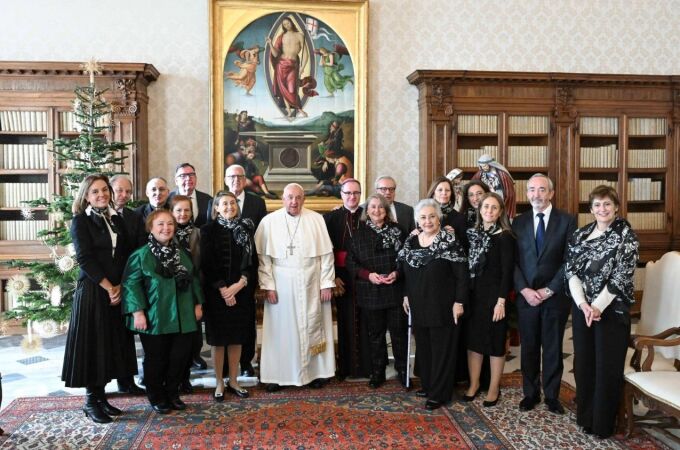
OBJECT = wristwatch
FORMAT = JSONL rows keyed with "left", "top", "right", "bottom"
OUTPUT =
{"left": 544, "top": 287, "right": 553, "bottom": 297}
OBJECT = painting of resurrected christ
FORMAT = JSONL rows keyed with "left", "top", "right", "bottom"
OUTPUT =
{"left": 222, "top": 12, "right": 356, "bottom": 198}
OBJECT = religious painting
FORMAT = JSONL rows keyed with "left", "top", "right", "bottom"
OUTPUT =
{"left": 210, "top": 0, "right": 368, "bottom": 211}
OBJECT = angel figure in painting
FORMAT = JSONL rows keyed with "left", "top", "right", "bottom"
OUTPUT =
{"left": 266, "top": 17, "right": 317, "bottom": 119}
{"left": 471, "top": 154, "right": 516, "bottom": 218}
{"left": 316, "top": 46, "right": 353, "bottom": 97}
{"left": 224, "top": 43, "right": 262, "bottom": 96}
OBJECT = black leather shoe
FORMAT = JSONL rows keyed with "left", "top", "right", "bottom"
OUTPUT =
{"left": 266, "top": 383, "right": 283, "bottom": 393}
{"left": 169, "top": 398, "right": 187, "bottom": 411}
{"left": 151, "top": 403, "right": 172, "bottom": 414}
{"left": 179, "top": 380, "right": 194, "bottom": 394}
{"left": 240, "top": 362, "right": 255, "bottom": 377}
{"left": 191, "top": 357, "right": 208, "bottom": 370}
{"left": 117, "top": 381, "right": 145, "bottom": 395}
{"left": 461, "top": 388, "right": 480, "bottom": 402}
{"left": 368, "top": 374, "right": 385, "bottom": 389}
{"left": 213, "top": 389, "right": 225, "bottom": 402}
{"left": 519, "top": 396, "right": 540, "bottom": 411}
{"left": 415, "top": 389, "right": 428, "bottom": 398}
{"left": 308, "top": 378, "right": 328, "bottom": 389}
{"left": 226, "top": 383, "right": 249, "bottom": 398}
{"left": 545, "top": 399, "right": 565, "bottom": 415}
{"left": 482, "top": 391, "right": 501, "bottom": 408}
{"left": 425, "top": 399, "right": 442, "bottom": 410}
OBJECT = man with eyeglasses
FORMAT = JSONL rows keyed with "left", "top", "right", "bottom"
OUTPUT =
{"left": 168, "top": 163, "right": 212, "bottom": 228}
{"left": 135, "top": 177, "right": 170, "bottom": 220}
{"left": 323, "top": 179, "right": 370, "bottom": 381}
{"left": 374, "top": 176, "right": 415, "bottom": 234}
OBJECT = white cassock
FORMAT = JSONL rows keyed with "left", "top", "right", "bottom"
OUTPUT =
{"left": 255, "top": 207, "right": 336, "bottom": 386}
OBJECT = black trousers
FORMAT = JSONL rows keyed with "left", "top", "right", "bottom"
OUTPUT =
{"left": 518, "top": 302, "right": 570, "bottom": 401}
{"left": 239, "top": 303, "right": 257, "bottom": 369}
{"left": 362, "top": 306, "right": 408, "bottom": 375}
{"left": 572, "top": 303, "right": 630, "bottom": 438}
{"left": 413, "top": 324, "right": 461, "bottom": 403}
{"left": 139, "top": 332, "right": 192, "bottom": 406}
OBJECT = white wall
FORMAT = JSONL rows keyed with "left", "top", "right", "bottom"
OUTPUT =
{"left": 2, "top": 0, "right": 679, "bottom": 204}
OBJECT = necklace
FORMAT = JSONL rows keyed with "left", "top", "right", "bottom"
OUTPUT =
{"left": 285, "top": 213, "right": 301, "bottom": 256}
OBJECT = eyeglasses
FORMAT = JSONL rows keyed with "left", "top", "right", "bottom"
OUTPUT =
{"left": 226, "top": 175, "right": 246, "bottom": 180}
{"left": 176, "top": 172, "right": 196, "bottom": 179}
{"left": 149, "top": 187, "right": 168, "bottom": 193}
{"left": 377, "top": 187, "right": 396, "bottom": 193}
{"left": 341, "top": 191, "right": 361, "bottom": 196}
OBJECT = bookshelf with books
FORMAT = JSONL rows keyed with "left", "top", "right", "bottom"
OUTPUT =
{"left": 0, "top": 61, "right": 158, "bottom": 263}
{"left": 408, "top": 70, "right": 680, "bottom": 262}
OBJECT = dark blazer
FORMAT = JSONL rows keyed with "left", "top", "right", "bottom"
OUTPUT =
{"left": 512, "top": 207, "right": 577, "bottom": 310}
{"left": 71, "top": 212, "right": 131, "bottom": 285}
{"left": 134, "top": 202, "right": 169, "bottom": 221}
{"left": 169, "top": 189, "right": 213, "bottom": 227}
{"left": 118, "top": 206, "right": 146, "bottom": 249}
{"left": 207, "top": 191, "right": 267, "bottom": 230}
{"left": 394, "top": 201, "right": 416, "bottom": 234}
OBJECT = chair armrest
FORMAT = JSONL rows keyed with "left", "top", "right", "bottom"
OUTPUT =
{"left": 631, "top": 327, "right": 680, "bottom": 372}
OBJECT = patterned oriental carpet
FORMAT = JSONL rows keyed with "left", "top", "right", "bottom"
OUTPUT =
{"left": 0, "top": 373, "right": 668, "bottom": 449}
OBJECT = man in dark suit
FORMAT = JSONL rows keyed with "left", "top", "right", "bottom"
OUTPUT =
{"left": 168, "top": 163, "right": 213, "bottom": 228}
{"left": 134, "top": 177, "right": 170, "bottom": 220}
{"left": 512, "top": 173, "right": 576, "bottom": 414}
{"left": 207, "top": 164, "right": 267, "bottom": 377}
{"left": 109, "top": 174, "right": 146, "bottom": 395}
{"left": 374, "top": 176, "right": 415, "bottom": 234}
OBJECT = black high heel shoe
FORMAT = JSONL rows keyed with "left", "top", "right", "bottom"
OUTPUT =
{"left": 461, "top": 388, "right": 480, "bottom": 402}
{"left": 226, "top": 383, "right": 249, "bottom": 398}
{"left": 482, "top": 390, "right": 502, "bottom": 407}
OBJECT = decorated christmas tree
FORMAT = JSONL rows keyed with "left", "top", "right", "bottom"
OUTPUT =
{"left": 4, "top": 60, "right": 132, "bottom": 328}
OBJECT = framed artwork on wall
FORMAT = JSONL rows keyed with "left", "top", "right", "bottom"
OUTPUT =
{"left": 210, "top": 0, "right": 368, "bottom": 211}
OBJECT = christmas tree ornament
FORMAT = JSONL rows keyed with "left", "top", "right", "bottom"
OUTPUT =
{"left": 50, "top": 285, "right": 62, "bottom": 307}
{"left": 6, "top": 275, "right": 31, "bottom": 296}
{"left": 56, "top": 255, "right": 76, "bottom": 273}
{"left": 20, "top": 206, "right": 34, "bottom": 220}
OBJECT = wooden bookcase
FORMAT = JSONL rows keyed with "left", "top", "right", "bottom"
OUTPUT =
{"left": 0, "top": 61, "right": 159, "bottom": 311}
{"left": 407, "top": 70, "right": 680, "bottom": 263}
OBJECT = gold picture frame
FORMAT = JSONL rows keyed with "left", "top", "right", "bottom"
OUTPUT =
{"left": 210, "top": 0, "right": 368, "bottom": 212}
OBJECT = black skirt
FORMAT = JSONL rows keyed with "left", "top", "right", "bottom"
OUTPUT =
{"left": 61, "top": 279, "right": 138, "bottom": 387}
{"left": 203, "top": 284, "right": 253, "bottom": 346}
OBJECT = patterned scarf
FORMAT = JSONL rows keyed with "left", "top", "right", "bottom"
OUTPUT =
{"left": 465, "top": 207, "right": 477, "bottom": 229}
{"left": 366, "top": 220, "right": 403, "bottom": 252}
{"left": 398, "top": 228, "right": 466, "bottom": 268}
{"left": 175, "top": 221, "right": 195, "bottom": 255}
{"left": 564, "top": 217, "right": 639, "bottom": 307}
{"left": 440, "top": 201, "right": 454, "bottom": 217}
{"left": 147, "top": 234, "right": 191, "bottom": 289}
{"left": 466, "top": 223, "right": 502, "bottom": 278}
{"left": 90, "top": 206, "right": 119, "bottom": 234}
{"left": 217, "top": 215, "right": 255, "bottom": 267}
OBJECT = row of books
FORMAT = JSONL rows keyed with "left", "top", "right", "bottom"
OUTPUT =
{"left": 0, "top": 144, "right": 48, "bottom": 169}
{"left": 578, "top": 180, "right": 618, "bottom": 202}
{"left": 0, "top": 111, "right": 48, "bottom": 133}
{"left": 0, "top": 220, "right": 49, "bottom": 240}
{"left": 580, "top": 117, "right": 619, "bottom": 135}
{"left": 577, "top": 212, "right": 665, "bottom": 230}
{"left": 629, "top": 117, "right": 667, "bottom": 136}
{"left": 628, "top": 149, "right": 665, "bottom": 168}
{"left": 60, "top": 111, "right": 108, "bottom": 132}
{"left": 580, "top": 144, "right": 618, "bottom": 168}
{"left": 515, "top": 179, "right": 528, "bottom": 202}
{"left": 627, "top": 178, "right": 663, "bottom": 201}
{"left": 508, "top": 116, "right": 549, "bottom": 135}
{"left": 507, "top": 146, "right": 548, "bottom": 167}
{"left": 458, "top": 115, "right": 498, "bottom": 134}
{"left": 457, "top": 146, "right": 499, "bottom": 167}
{"left": 0, "top": 183, "right": 49, "bottom": 207}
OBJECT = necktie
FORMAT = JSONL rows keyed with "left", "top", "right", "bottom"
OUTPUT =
{"left": 535, "top": 212, "right": 545, "bottom": 255}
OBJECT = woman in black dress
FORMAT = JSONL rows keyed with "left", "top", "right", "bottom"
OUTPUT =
{"left": 426, "top": 176, "right": 468, "bottom": 250}
{"left": 346, "top": 193, "right": 407, "bottom": 389}
{"left": 62, "top": 174, "right": 137, "bottom": 423}
{"left": 398, "top": 199, "right": 468, "bottom": 410}
{"left": 201, "top": 191, "right": 255, "bottom": 401}
{"left": 565, "top": 185, "right": 638, "bottom": 438}
{"left": 464, "top": 192, "right": 515, "bottom": 407}
{"left": 171, "top": 195, "right": 202, "bottom": 393}
{"left": 460, "top": 180, "right": 490, "bottom": 229}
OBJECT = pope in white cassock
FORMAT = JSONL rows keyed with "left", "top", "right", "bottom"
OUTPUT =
{"left": 254, "top": 183, "right": 336, "bottom": 391}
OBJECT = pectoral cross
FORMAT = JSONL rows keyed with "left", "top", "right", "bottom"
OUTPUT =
{"left": 287, "top": 242, "right": 296, "bottom": 255}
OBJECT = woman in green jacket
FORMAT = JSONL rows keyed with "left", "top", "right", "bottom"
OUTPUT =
{"left": 123, "top": 209, "right": 204, "bottom": 414}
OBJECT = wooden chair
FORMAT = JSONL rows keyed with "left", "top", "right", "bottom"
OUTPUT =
{"left": 623, "top": 327, "right": 680, "bottom": 441}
